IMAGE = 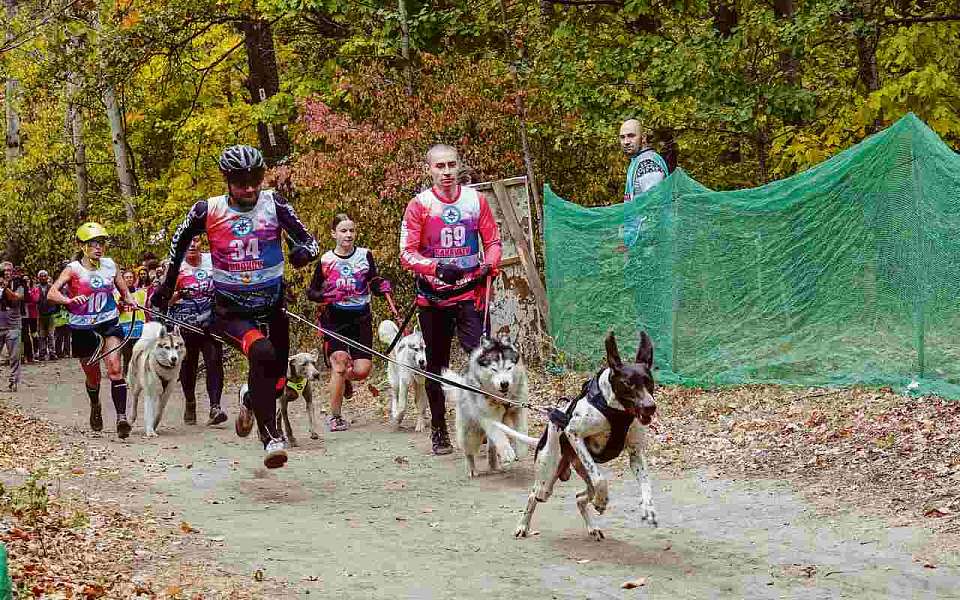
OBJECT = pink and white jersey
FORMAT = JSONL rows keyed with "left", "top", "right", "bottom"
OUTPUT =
{"left": 314, "top": 248, "right": 375, "bottom": 310}
{"left": 169, "top": 253, "right": 214, "bottom": 325}
{"left": 66, "top": 257, "right": 119, "bottom": 329}
{"left": 400, "top": 185, "right": 502, "bottom": 306}
{"left": 205, "top": 191, "right": 284, "bottom": 291}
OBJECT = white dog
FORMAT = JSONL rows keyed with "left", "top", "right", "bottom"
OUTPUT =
{"left": 276, "top": 351, "right": 324, "bottom": 446}
{"left": 378, "top": 319, "right": 428, "bottom": 432}
{"left": 442, "top": 335, "right": 530, "bottom": 478}
{"left": 129, "top": 322, "right": 186, "bottom": 438}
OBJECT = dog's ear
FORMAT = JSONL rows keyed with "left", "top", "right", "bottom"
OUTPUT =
{"left": 636, "top": 330, "right": 654, "bottom": 370}
{"left": 312, "top": 348, "right": 320, "bottom": 362}
{"left": 289, "top": 357, "right": 297, "bottom": 373}
{"left": 172, "top": 325, "right": 181, "bottom": 337}
{"left": 605, "top": 330, "right": 622, "bottom": 369}
{"left": 480, "top": 336, "right": 496, "bottom": 350}
{"left": 158, "top": 325, "right": 168, "bottom": 338}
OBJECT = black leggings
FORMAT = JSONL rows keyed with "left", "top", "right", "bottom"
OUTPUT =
{"left": 180, "top": 329, "right": 224, "bottom": 410}
{"left": 419, "top": 301, "right": 486, "bottom": 430}
{"left": 214, "top": 304, "right": 289, "bottom": 444}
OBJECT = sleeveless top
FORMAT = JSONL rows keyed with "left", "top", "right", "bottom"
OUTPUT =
{"left": 117, "top": 288, "right": 148, "bottom": 337}
{"left": 316, "top": 248, "right": 375, "bottom": 311}
{"left": 169, "top": 253, "right": 215, "bottom": 326}
{"left": 66, "top": 258, "right": 119, "bottom": 329}
{"left": 205, "top": 192, "right": 284, "bottom": 293}
{"left": 413, "top": 186, "right": 483, "bottom": 294}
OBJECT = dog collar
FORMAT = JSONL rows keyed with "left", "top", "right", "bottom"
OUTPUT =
{"left": 286, "top": 379, "right": 306, "bottom": 393}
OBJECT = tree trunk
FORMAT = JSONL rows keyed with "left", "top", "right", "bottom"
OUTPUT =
{"left": 773, "top": 0, "right": 800, "bottom": 85}
{"left": 397, "top": 0, "right": 413, "bottom": 96}
{"left": 711, "top": 1, "right": 737, "bottom": 37}
{"left": 66, "top": 81, "right": 89, "bottom": 219}
{"left": 103, "top": 84, "right": 137, "bottom": 221}
{"left": 65, "top": 34, "right": 89, "bottom": 218}
{"left": 712, "top": 2, "right": 740, "bottom": 165}
{"left": 856, "top": 23, "right": 883, "bottom": 133}
{"left": 240, "top": 17, "right": 291, "bottom": 166}
{"left": 4, "top": 0, "right": 21, "bottom": 164}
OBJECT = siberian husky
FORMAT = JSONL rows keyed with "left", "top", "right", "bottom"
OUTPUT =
{"left": 129, "top": 322, "right": 186, "bottom": 437}
{"left": 378, "top": 319, "right": 428, "bottom": 432}
{"left": 442, "top": 335, "right": 530, "bottom": 478}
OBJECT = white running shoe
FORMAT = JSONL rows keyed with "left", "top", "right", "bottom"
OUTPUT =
{"left": 263, "top": 437, "right": 289, "bottom": 469}
{"left": 235, "top": 384, "right": 254, "bottom": 437}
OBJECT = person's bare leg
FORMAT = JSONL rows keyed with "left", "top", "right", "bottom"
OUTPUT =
{"left": 327, "top": 351, "right": 350, "bottom": 431}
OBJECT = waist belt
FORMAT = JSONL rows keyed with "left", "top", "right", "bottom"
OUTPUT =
{"left": 415, "top": 276, "right": 482, "bottom": 302}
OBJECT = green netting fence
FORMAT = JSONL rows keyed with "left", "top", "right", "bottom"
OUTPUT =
{"left": 544, "top": 113, "right": 960, "bottom": 398}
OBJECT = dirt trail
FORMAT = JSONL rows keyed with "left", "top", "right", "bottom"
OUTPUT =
{"left": 8, "top": 360, "right": 960, "bottom": 599}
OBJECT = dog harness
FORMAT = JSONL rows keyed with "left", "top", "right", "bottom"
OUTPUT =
{"left": 540, "top": 371, "right": 636, "bottom": 465}
{"left": 285, "top": 377, "right": 306, "bottom": 397}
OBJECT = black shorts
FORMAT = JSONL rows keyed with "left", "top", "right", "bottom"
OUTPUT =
{"left": 70, "top": 319, "right": 124, "bottom": 360}
{"left": 320, "top": 306, "right": 372, "bottom": 361}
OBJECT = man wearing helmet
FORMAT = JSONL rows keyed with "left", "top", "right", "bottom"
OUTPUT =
{"left": 48, "top": 223, "right": 137, "bottom": 438}
{"left": 152, "top": 144, "right": 319, "bottom": 469}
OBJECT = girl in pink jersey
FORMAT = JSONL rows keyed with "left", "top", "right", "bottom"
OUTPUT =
{"left": 48, "top": 222, "right": 137, "bottom": 439}
{"left": 308, "top": 213, "right": 392, "bottom": 431}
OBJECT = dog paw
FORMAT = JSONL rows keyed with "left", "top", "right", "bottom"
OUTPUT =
{"left": 514, "top": 525, "right": 529, "bottom": 538}
{"left": 289, "top": 437, "right": 299, "bottom": 447}
{"left": 414, "top": 419, "right": 425, "bottom": 433}
{"left": 588, "top": 528, "right": 605, "bottom": 541}
{"left": 310, "top": 431, "right": 320, "bottom": 440}
{"left": 144, "top": 430, "right": 158, "bottom": 438}
{"left": 639, "top": 505, "right": 658, "bottom": 527}
{"left": 500, "top": 444, "right": 517, "bottom": 464}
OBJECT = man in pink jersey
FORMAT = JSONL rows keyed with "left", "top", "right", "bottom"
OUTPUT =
{"left": 399, "top": 144, "right": 502, "bottom": 455}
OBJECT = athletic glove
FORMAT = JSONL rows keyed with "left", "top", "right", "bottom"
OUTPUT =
{"left": 150, "top": 285, "right": 173, "bottom": 311}
{"left": 290, "top": 245, "right": 314, "bottom": 268}
{"left": 472, "top": 263, "right": 492, "bottom": 281}
{"left": 370, "top": 277, "right": 393, "bottom": 296}
{"left": 435, "top": 262, "right": 465, "bottom": 284}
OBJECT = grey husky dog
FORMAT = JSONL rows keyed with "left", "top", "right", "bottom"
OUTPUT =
{"left": 129, "top": 322, "right": 187, "bottom": 437}
{"left": 443, "top": 335, "right": 530, "bottom": 478}
{"left": 378, "top": 319, "right": 428, "bottom": 431}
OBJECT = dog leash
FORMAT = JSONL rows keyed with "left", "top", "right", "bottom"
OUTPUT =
{"left": 481, "top": 273, "right": 493, "bottom": 335}
{"left": 285, "top": 308, "right": 548, "bottom": 412}
{"left": 384, "top": 298, "right": 419, "bottom": 356}
{"left": 85, "top": 303, "right": 139, "bottom": 366}
{"left": 134, "top": 303, "right": 236, "bottom": 345}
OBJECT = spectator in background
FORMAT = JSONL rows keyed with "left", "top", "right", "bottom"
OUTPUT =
{"left": 117, "top": 269, "right": 147, "bottom": 376}
{"left": 22, "top": 273, "right": 39, "bottom": 363}
{"left": 35, "top": 270, "right": 58, "bottom": 360}
{"left": 53, "top": 261, "right": 72, "bottom": 358}
{"left": 0, "top": 261, "right": 25, "bottom": 391}
{"left": 619, "top": 119, "right": 667, "bottom": 249}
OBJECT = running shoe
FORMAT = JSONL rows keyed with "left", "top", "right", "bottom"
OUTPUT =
{"left": 208, "top": 406, "right": 228, "bottom": 426}
{"left": 263, "top": 437, "right": 289, "bottom": 469}
{"left": 431, "top": 425, "right": 453, "bottom": 455}
{"left": 327, "top": 414, "right": 349, "bottom": 432}
{"left": 116, "top": 415, "right": 131, "bottom": 439}
{"left": 89, "top": 400, "right": 103, "bottom": 432}
{"left": 235, "top": 384, "right": 254, "bottom": 437}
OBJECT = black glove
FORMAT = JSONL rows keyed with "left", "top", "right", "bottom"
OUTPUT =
{"left": 150, "top": 285, "right": 173, "bottom": 311}
{"left": 435, "top": 262, "right": 465, "bottom": 284}
{"left": 472, "top": 263, "right": 492, "bottom": 281}
{"left": 290, "top": 246, "right": 314, "bottom": 268}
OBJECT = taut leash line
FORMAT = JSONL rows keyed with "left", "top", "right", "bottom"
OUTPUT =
{"left": 285, "top": 308, "right": 548, "bottom": 413}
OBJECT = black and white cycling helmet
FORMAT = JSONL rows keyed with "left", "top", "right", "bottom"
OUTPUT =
{"left": 218, "top": 145, "right": 265, "bottom": 174}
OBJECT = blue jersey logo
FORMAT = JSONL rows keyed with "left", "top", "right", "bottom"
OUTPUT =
{"left": 90, "top": 275, "right": 105, "bottom": 289}
{"left": 196, "top": 270, "right": 208, "bottom": 280}
{"left": 340, "top": 265, "right": 353, "bottom": 277}
{"left": 441, "top": 206, "right": 461, "bottom": 225}
{"left": 231, "top": 217, "right": 253, "bottom": 236}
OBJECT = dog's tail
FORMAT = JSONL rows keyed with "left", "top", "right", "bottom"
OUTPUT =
{"left": 485, "top": 419, "right": 539, "bottom": 446}
{"left": 442, "top": 369, "right": 539, "bottom": 447}
{"left": 378, "top": 319, "right": 399, "bottom": 345}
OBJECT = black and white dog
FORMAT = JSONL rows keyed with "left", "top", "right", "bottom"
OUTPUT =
{"left": 512, "top": 331, "right": 657, "bottom": 540}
